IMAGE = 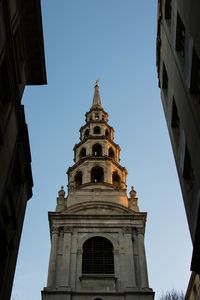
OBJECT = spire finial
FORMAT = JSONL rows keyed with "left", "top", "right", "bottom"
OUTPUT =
{"left": 92, "top": 79, "right": 102, "bottom": 108}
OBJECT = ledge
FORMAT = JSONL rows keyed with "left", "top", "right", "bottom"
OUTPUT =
{"left": 80, "top": 274, "right": 117, "bottom": 281}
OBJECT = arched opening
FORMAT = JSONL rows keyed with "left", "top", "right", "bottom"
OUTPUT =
{"left": 80, "top": 147, "right": 86, "bottom": 159}
{"left": 91, "top": 166, "right": 104, "bottom": 183}
{"left": 108, "top": 147, "right": 115, "bottom": 159}
{"left": 94, "top": 298, "right": 103, "bottom": 300}
{"left": 95, "top": 113, "right": 99, "bottom": 120}
{"left": 112, "top": 172, "right": 121, "bottom": 188}
{"left": 75, "top": 171, "right": 82, "bottom": 187}
{"left": 105, "top": 129, "right": 109, "bottom": 138}
{"left": 84, "top": 129, "right": 89, "bottom": 138}
{"left": 94, "top": 126, "right": 101, "bottom": 134}
{"left": 82, "top": 237, "right": 114, "bottom": 274}
{"left": 92, "top": 144, "right": 102, "bottom": 156}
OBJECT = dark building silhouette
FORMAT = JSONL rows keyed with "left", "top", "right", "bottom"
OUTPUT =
{"left": 156, "top": 0, "right": 200, "bottom": 298}
{"left": 0, "top": 1, "right": 46, "bottom": 299}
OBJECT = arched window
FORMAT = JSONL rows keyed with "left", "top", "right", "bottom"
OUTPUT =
{"left": 80, "top": 147, "right": 86, "bottom": 159}
{"left": 94, "top": 126, "right": 101, "bottom": 134}
{"left": 108, "top": 147, "right": 115, "bottom": 159}
{"left": 92, "top": 143, "right": 102, "bottom": 156}
{"left": 91, "top": 166, "right": 104, "bottom": 183}
{"left": 112, "top": 172, "right": 120, "bottom": 188}
{"left": 75, "top": 171, "right": 82, "bottom": 187}
{"left": 84, "top": 129, "right": 89, "bottom": 138}
{"left": 82, "top": 237, "right": 114, "bottom": 274}
{"left": 105, "top": 129, "right": 109, "bottom": 138}
{"left": 95, "top": 113, "right": 99, "bottom": 120}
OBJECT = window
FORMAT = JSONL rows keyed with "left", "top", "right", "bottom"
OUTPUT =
{"left": 112, "top": 172, "right": 121, "bottom": 188}
{"left": 95, "top": 114, "right": 99, "bottom": 120}
{"left": 162, "top": 62, "right": 168, "bottom": 90}
{"left": 92, "top": 144, "right": 102, "bottom": 156}
{"left": 80, "top": 147, "right": 86, "bottom": 159}
{"left": 84, "top": 129, "right": 89, "bottom": 138}
{"left": 82, "top": 237, "right": 114, "bottom": 274}
{"left": 75, "top": 171, "right": 82, "bottom": 187}
{"left": 176, "top": 13, "right": 185, "bottom": 58}
{"left": 91, "top": 167, "right": 104, "bottom": 183}
{"left": 94, "top": 126, "right": 101, "bottom": 134}
{"left": 183, "top": 144, "right": 195, "bottom": 193}
{"left": 108, "top": 147, "right": 115, "bottom": 159}
{"left": 171, "top": 98, "right": 180, "bottom": 145}
{"left": 105, "top": 129, "right": 109, "bottom": 138}
{"left": 190, "top": 48, "right": 200, "bottom": 96}
{"left": 165, "top": 0, "right": 172, "bottom": 20}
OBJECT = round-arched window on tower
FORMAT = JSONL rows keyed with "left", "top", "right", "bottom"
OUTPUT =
{"left": 94, "top": 126, "right": 101, "bottom": 134}
{"left": 74, "top": 171, "right": 83, "bottom": 187}
{"left": 82, "top": 237, "right": 114, "bottom": 274}
{"left": 108, "top": 147, "right": 115, "bottom": 159}
{"left": 91, "top": 166, "right": 104, "bottom": 183}
{"left": 105, "top": 129, "right": 109, "bottom": 138}
{"left": 92, "top": 143, "right": 102, "bottom": 156}
{"left": 84, "top": 129, "right": 89, "bottom": 138}
{"left": 80, "top": 147, "right": 86, "bottom": 159}
{"left": 112, "top": 172, "right": 121, "bottom": 188}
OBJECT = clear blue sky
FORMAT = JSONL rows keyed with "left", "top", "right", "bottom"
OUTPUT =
{"left": 12, "top": 1, "right": 192, "bottom": 299}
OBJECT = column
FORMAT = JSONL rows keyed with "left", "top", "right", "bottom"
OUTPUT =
{"left": 47, "top": 227, "right": 59, "bottom": 287}
{"left": 60, "top": 226, "right": 72, "bottom": 287}
{"left": 137, "top": 228, "right": 149, "bottom": 288}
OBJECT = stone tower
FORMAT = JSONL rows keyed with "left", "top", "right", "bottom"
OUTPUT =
{"left": 42, "top": 82, "right": 154, "bottom": 300}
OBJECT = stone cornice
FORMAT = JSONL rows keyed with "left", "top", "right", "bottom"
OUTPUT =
{"left": 67, "top": 156, "right": 127, "bottom": 174}
{"left": 73, "top": 136, "right": 120, "bottom": 151}
{"left": 79, "top": 120, "right": 112, "bottom": 132}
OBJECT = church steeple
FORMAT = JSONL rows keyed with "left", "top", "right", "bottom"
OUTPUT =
{"left": 92, "top": 80, "right": 102, "bottom": 108}
{"left": 65, "top": 81, "right": 129, "bottom": 208}
{"left": 42, "top": 83, "right": 154, "bottom": 300}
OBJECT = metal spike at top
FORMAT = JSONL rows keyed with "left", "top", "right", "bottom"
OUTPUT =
{"left": 92, "top": 80, "right": 102, "bottom": 108}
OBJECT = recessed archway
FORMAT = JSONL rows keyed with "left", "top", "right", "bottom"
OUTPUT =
{"left": 94, "top": 126, "right": 101, "bottom": 134}
{"left": 91, "top": 166, "right": 104, "bottom": 183}
{"left": 112, "top": 172, "right": 120, "bottom": 188}
{"left": 80, "top": 147, "right": 86, "bottom": 159}
{"left": 92, "top": 144, "right": 102, "bottom": 156}
{"left": 84, "top": 129, "right": 89, "bottom": 138}
{"left": 105, "top": 129, "right": 109, "bottom": 138}
{"left": 108, "top": 147, "right": 115, "bottom": 159}
{"left": 75, "top": 171, "right": 83, "bottom": 187}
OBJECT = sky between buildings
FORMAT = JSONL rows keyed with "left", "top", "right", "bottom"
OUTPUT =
{"left": 12, "top": 1, "right": 192, "bottom": 299}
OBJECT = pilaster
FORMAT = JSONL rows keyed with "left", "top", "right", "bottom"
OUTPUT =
{"left": 60, "top": 227, "right": 72, "bottom": 287}
{"left": 137, "top": 228, "right": 149, "bottom": 288}
{"left": 47, "top": 227, "right": 59, "bottom": 287}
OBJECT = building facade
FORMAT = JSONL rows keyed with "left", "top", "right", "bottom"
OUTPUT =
{"left": 0, "top": 1, "right": 46, "bottom": 299}
{"left": 156, "top": 0, "right": 200, "bottom": 298}
{"left": 42, "top": 82, "right": 154, "bottom": 300}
